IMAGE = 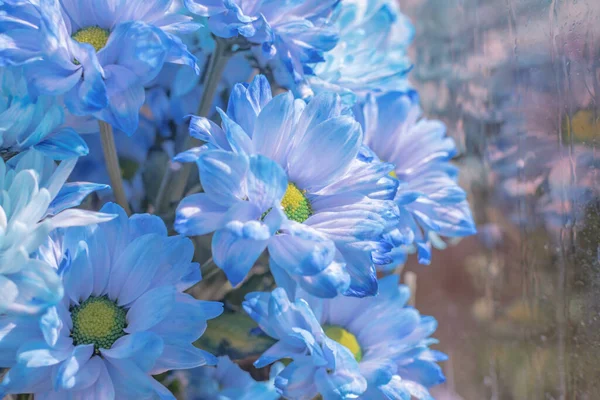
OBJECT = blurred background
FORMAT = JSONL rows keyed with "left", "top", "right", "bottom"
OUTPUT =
{"left": 398, "top": 0, "right": 600, "bottom": 399}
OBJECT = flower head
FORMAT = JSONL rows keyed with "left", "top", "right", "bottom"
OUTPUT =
{"left": 183, "top": 356, "right": 282, "bottom": 400}
{"left": 0, "top": 67, "right": 89, "bottom": 159}
{"left": 0, "top": 149, "right": 113, "bottom": 315}
{"left": 243, "top": 275, "right": 446, "bottom": 399}
{"left": 0, "top": 203, "right": 223, "bottom": 399}
{"left": 0, "top": 0, "right": 200, "bottom": 134}
{"left": 358, "top": 91, "right": 476, "bottom": 267}
{"left": 184, "top": 0, "right": 339, "bottom": 95}
{"left": 485, "top": 35, "right": 600, "bottom": 233}
{"left": 308, "top": 0, "right": 414, "bottom": 104}
{"left": 175, "top": 75, "right": 399, "bottom": 298}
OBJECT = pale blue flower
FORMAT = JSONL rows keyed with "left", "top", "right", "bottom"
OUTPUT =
{"left": 184, "top": 0, "right": 339, "bottom": 94}
{"left": 0, "top": 0, "right": 200, "bottom": 135}
{"left": 358, "top": 91, "right": 476, "bottom": 267}
{"left": 308, "top": 0, "right": 414, "bottom": 104}
{"left": 243, "top": 288, "right": 367, "bottom": 399}
{"left": 0, "top": 149, "right": 113, "bottom": 315}
{"left": 175, "top": 75, "right": 399, "bottom": 298}
{"left": 486, "top": 55, "right": 600, "bottom": 233}
{"left": 184, "top": 356, "right": 282, "bottom": 400}
{"left": 244, "top": 274, "right": 445, "bottom": 399}
{"left": 0, "top": 203, "right": 223, "bottom": 399}
{"left": 0, "top": 67, "right": 88, "bottom": 159}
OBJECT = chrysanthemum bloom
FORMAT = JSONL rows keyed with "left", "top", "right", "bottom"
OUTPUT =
{"left": 183, "top": 0, "right": 339, "bottom": 95}
{"left": 0, "top": 203, "right": 223, "bottom": 399}
{"left": 308, "top": 0, "right": 414, "bottom": 104}
{"left": 0, "top": 0, "right": 200, "bottom": 134}
{"left": 357, "top": 91, "right": 476, "bottom": 267}
{"left": 244, "top": 274, "right": 446, "bottom": 399}
{"left": 0, "top": 149, "right": 112, "bottom": 315}
{"left": 175, "top": 75, "right": 399, "bottom": 298}
{"left": 485, "top": 24, "right": 600, "bottom": 232}
{"left": 0, "top": 67, "right": 88, "bottom": 159}
{"left": 182, "top": 356, "right": 282, "bottom": 400}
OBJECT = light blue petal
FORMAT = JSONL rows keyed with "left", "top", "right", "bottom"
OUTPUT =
{"left": 53, "top": 344, "right": 95, "bottom": 391}
{"left": 152, "top": 344, "right": 216, "bottom": 374}
{"left": 34, "top": 128, "right": 89, "bottom": 160}
{"left": 175, "top": 193, "right": 229, "bottom": 236}
{"left": 128, "top": 213, "right": 168, "bottom": 239}
{"left": 40, "top": 306, "right": 61, "bottom": 348}
{"left": 269, "top": 225, "right": 335, "bottom": 276}
{"left": 397, "top": 360, "right": 446, "bottom": 389}
{"left": 227, "top": 80, "right": 261, "bottom": 135}
{"left": 252, "top": 91, "right": 296, "bottom": 165}
{"left": 47, "top": 182, "right": 110, "bottom": 216}
{"left": 183, "top": 0, "right": 226, "bottom": 17}
{"left": 107, "top": 233, "right": 165, "bottom": 305}
{"left": 212, "top": 218, "right": 270, "bottom": 286}
{"left": 63, "top": 41, "right": 108, "bottom": 114}
{"left": 314, "top": 352, "right": 367, "bottom": 399}
{"left": 94, "top": 65, "right": 144, "bottom": 135}
{"left": 217, "top": 107, "right": 254, "bottom": 155}
{"left": 125, "top": 286, "right": 176, "bottom": 333}
{"left": 0, "top": 314, "right": 42, "bottom": 367}
{"left": 101, "top": 331, "right": 164, "bottom": 372}
{"left": 189, "top": 116, "right": 232, "bottom": 150}
{"left": 17, "top": 341, "right": 71, "bottom": 368}
{"left": 246, "top": 154, "right": 288, "bottom": 211}
{"left": 287, "top": 116, "right": 362, "bottom": 191}
{"left": 104, "top": 358, "right": 156, "bottom": 398}
{"left": 196, "top": 150, "right": 249, "bottom": 207}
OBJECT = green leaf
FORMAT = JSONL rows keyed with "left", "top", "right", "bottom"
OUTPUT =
{"left": 195, "top": 312, "right": 276, "bottom": 360}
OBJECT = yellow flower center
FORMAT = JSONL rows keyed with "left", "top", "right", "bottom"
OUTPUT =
{"left": 71, "top": 296, "right": 127, "bottom": 353}
{"left": 281, "top": 183, "right": 312, "bottom": 223}
{"left": 562, "top": 109, "right": 600, "bottom": 144}
{"left": 72, "top": 26, "right": 110, "bottom": 52}
{"left": 324, "top": 325, "right": 362, "bottom": 362}
{"left": 389, "top": 170, "right": 398, "bottom": 178}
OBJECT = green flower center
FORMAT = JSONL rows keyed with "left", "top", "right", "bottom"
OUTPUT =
{"left": 70, "top": 296, "right": 127, "bottom": 353}
{"left": 324, "top": 325, "right": 362, "bottom": 362}
{"left": 562, "top": 109, "right": 600, "bottom": 144}
{"left": 72, "top": 26, "right": 110, "bottom": 52}
{"left": 281, "top": 183, "right": 312, "bottom": 223}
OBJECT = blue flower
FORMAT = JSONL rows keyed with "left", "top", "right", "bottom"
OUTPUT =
{"left": 243, "top": 275, "right": 446, "bottom": 400}
{"left": 0, "top": 0, "right": 200, "bottom": 135}
{"left": 243, "top": 289, "right": 366, "bottom": 399}
{"left": 0, "top": 203, "right": 223, "bottom": 399}
{"left": 184, "top": 0, "right": 339, "bottom": 95}
{"left": 484, "top": 46, "right": 600, "bottom": 233}
{"left": 183, "top": 356, "right": 282, "bottom": 400}
{"left": 175, "top": 75, "right": 399, "bottom": 298}
{"left": 308, "top": 0, "right": 414, "bottom": 104}
{"left": 0, "top": 67, "right": 89, "bottom": 160}
{"left": 357, "top": 91, "right": 476, "bottom": 267}
{"left": 0, "top": 149, "right": 113, "bottom": 315}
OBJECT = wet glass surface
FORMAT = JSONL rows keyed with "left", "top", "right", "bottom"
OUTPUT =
{"left": 400, "top": 1, "right": 600, "bottom": 398}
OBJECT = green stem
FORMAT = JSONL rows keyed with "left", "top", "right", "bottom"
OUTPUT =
{"left": 99, "top": 120, "right": 131, "bottom": 215}
{"left": 154, "top": 37, "right": 233, "bottom": 213}
{"left": 201, "top": 256, "right": 222, "bottom": 282}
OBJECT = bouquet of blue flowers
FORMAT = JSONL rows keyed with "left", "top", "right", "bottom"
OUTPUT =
{"left": 0, "top": 0, "right": 476, "bottom": 399}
